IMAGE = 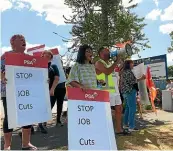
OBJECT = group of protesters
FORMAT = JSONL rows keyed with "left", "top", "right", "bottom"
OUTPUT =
{"left": 1, "top": 34, "right": 66, "bottom": 150}
{"left": 1, "top": 34, "right": 146, "bottom": 150}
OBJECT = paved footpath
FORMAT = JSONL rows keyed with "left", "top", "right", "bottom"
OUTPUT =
{"left": 1, "top": 100, "right": 173, "bottom": 150}
{"left": 134, "top": 110, "right": 173, "bottom": 129}
{"left": 0, "top": 101, "right": 68, "bottom": 150}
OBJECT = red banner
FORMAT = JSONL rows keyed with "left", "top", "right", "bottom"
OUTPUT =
{"left": 146, "top": 66, "right": 157, "bottom": 114}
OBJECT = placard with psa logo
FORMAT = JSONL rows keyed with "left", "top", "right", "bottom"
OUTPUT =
{"left": 30, "top": 47, "right": 66, "bottom": 84}
{"left": 5, "top": 52, "right": 52, "bottom": 129}
{"left": 67, "top": 87, "right": 117, "bottom": 150}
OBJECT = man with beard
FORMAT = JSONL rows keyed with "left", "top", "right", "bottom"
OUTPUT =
{"left": 1, "top": 34, "right": 37, "bottom": 150}
{"left": 95, "top": 47, "right": 130, "bottom": 136}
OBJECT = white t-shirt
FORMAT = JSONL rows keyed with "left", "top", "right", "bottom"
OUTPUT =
{"left": 166, "top": 82, "right": 173, "bottom": 90}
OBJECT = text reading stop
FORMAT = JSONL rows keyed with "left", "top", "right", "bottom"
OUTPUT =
{"left": 78, "top": 105, "right": 94, "bottom": 112}
{"left": 16, "top": 73, "right": 32, "bottom": 79}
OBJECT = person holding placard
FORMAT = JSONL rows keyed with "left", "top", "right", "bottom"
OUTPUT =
{"left": 67, "top": 44, "right": 97, "bottom": 89}
{"left": 1, "top": 34, "right": 37, "bottom": 150}
{"left": 54, "top": 59, "right": 66, "bottom": 126}
{"left": 95, "top": 47, "right": 130, "bottom": 136}
{"left": 36, "top": 50, "right": 59, "bottom": 133}
{"left": 31, "top": 48, "right": 66, "bottom": 126}
{"left": 120, "top": 60, "right": 145, "bottom": 132}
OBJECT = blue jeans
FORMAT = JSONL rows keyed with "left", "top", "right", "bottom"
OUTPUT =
{"left": 123, "top": 89, "right": 137, "bottom": 129}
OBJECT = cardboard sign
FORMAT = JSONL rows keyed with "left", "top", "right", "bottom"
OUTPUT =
{"left": 27, "top": 46, "right": 66, "bottom": 84}
{"left": 5, "top": 52, "right": 52, "bottom": 129}
{"left": 132, "top": 63, "right": 150, "bottom": 105}
{"left": 132, "top": 63, "right": 145, "bottom": 79}
{"left": 47, "top": 48, "right": 66, "bottom": 84}
{"left": 67, "top": 87, "right": 117, "bottom": 150}
{"left": 27, "top": 44, "right": 45, "bottom": 55}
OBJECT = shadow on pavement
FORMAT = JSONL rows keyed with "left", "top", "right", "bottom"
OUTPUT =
{"left": 1, "top": 121, "right": 68, "bottom": 150}
{"left": 117, "top": 125, "right": 173, "bottom": 150}
{"left": 135, "top": 117, "right": 166, "bottom": 129}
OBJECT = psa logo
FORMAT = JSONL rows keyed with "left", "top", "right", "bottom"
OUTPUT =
{"left": 24, "top": 58, "right": 36, "bottom": 65}
{"left": 85, "top": 92, "right": 98, "bottom": 99}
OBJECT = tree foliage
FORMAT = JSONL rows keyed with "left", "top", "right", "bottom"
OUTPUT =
{"left": 64, "top": 0, "right": 150, "bottom": 55}
{"left": 168, "top": 31, "right": 173, "bottom": 53}
{"left": 168, "top": 65, "right": 173, "bottom": 78}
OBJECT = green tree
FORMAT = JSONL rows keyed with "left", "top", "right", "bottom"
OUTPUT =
{"left": 168, "top": 31, "right": 173, "bottom": 53}
{"left": 64, "top": 0, "right": 150, "bottom": 55}
{"left": 168, "top": 65, "right": 173, "bottom": 78}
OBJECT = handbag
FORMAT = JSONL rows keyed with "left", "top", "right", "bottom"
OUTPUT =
{"left": 133, "top": 83, "right": 139, "bottom": 92}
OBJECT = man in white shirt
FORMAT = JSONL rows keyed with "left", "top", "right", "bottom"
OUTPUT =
{"left": 166, "top": 79, "right": 173, "bottom": 90}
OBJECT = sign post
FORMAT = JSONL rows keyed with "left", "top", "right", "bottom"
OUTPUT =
{"left": 5, "top": 52, "right": 52, "bottom": 129}
{"left": 133, "top": 54, "right": 167, "bottom": 79}
{"left": 67, "top": 87, "right": 117, "bottom": 150}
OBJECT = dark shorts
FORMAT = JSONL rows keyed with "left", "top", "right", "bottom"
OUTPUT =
{"left": 2, "top": 97, "right": 32, "bottom": 133}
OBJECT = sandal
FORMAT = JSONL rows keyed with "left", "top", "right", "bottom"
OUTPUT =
{"left": 4, "top": 147, "right": 11, "bottom": 150}
{"left": 22, "top": 146, "right": 37, "bottom": 150}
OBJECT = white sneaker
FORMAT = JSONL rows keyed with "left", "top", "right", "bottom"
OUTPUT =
{"left": 129, "top": 128, "right": 139, "bottom": 132}
{"left": 123, "top": 125, "right": 129, "bottom": 129}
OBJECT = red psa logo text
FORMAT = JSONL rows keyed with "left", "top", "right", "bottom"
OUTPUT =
{"left": 85, "top": 92, "right": 98, "bottom": 99}
{"left": 24, "top": 58, "right": 36, "bottom": 65}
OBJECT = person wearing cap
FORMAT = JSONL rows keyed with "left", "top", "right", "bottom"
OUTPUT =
{"left": 1, "top": 34, "right": 37, "bottom": 150}
{"left": 95, "top": 47, "right": 130, "bottom": 136}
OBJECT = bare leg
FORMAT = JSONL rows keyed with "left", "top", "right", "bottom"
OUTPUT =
{"left": 4, "top": 132, "right": 12, "bottom": 150}
{"left": 22, "top": 128, "right": 37, "bottom": 149}
{"left": 114, "top": 105, "right": 123, "bottom": 133}
{"left": 137, "top": 101, "right": 143, "bottom": 118}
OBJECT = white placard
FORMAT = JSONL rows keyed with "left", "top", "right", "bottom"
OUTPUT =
{"left": 132, "top": 63, "right": 145, "bottom": 79}
{"left": 67, "top": 87, "right": 117, "bottom": 150}
{"left": 5, "top": 53, "right": 52, "bottom": 129}
{"left": 28, "top": 47, "right": 66, "bottom": 84}
{"left": 51, "top": 54, "right": 66, "bottom": 83}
